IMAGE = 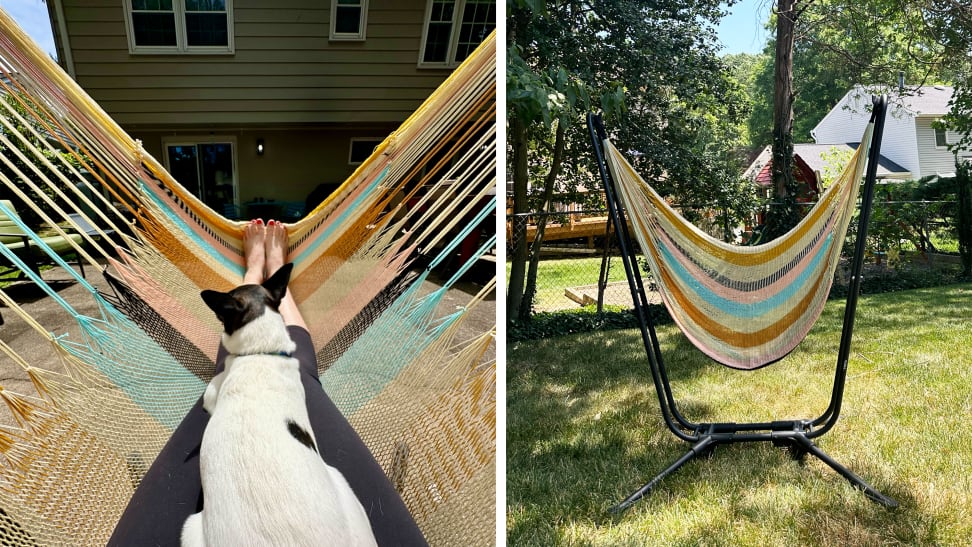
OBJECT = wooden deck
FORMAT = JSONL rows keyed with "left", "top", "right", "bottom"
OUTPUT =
{"left": 507, "top": 215, "right": 631, "bottom": 243}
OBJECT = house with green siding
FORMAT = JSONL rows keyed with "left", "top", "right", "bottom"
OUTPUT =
{"left": 46, "top": 0, "right": 495, "bottom": 219}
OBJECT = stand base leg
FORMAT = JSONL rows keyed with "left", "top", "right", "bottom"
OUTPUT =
{"left": 609, "top": 436, "right": 714, "bottom": 514}
{"left": 793, "top": 436, "right": 898, "bottom": 508}
{"left": 610, "top": 434, "right": 897, "bottom": 513}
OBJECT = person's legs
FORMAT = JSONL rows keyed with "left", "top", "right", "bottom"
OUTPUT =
{"left": 290, "top": 326, "right": 428, "bottom": 546}
{"left": 242, "top": 217, "right": 266, "bottom": 285}
{"left": 109, "top": 220, "right": 267, "bottom": 545}
{"left": 265, "top": 220, "right": 425, "bottom": 543}
{"left": 265, "top": 219, "right": 307, "bottom": 330}
{"left": 110, "top": 220, "right": 427, "bottom": 545}
{"left": 107, "top": 344, "right": 229, "bottom": 546}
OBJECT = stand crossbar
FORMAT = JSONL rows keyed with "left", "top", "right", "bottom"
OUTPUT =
{"left": 587, "top": 96, "right": 898, "bottom": 513}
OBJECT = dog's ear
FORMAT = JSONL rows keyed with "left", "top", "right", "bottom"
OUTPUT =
{"left": 262, "top": 263, "right": 293, "bottom": 307}
{"left": 201, "top": 290, "right": 241, "bottom": 323}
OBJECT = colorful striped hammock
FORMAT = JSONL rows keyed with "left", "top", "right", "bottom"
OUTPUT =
{"left": 601, "top": 122, "right": 873, "bottom": 369}
{"left": 0, "top": 9, "right": 495, "bottom": 546}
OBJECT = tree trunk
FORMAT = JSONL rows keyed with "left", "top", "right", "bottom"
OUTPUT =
{"left": 507, "top": 115, "right": 530, "bottom": 323}
{"left": 958, "top": 161, "right": 972, "bottom": 277}
{"left": 521, "top": 121, "right": 568, "bottom": 319}
{"left": 768, "top": 0, "right": 802, "bottom": 239}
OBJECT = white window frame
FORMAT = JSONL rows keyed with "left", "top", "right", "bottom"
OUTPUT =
{"left": 124, "top": 0, "right": 235, "bottom": 55}
{"left": 329, "top": 0, "right": 368, "bottom": 41}
{"left": 417, "top": 0, "right": 493, "bottom": 69}
{"left": 161, "top": 136, "right": 240, "bottom": 207}
{"left": 349, "top": 137, "right": 384, "bottom": 165}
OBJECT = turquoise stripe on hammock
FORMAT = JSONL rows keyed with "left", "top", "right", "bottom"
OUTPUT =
{"left": 141, "top": 182, "right": 244, "bottom": 276}
{"left": 56, "top": 316, "right": 203, "bottom": 430}
{"left": 654, "top": 230, "right": 835, "bottom": 320}
{"left": 0, "top": 201, "right": 102, "bottom": 316}
{"left": 291, "top": 166, "right": 390, "bottom": 268}
{"left": 0, "top": 202, "right": 204, "bottom": 428}
{"left": 322, "top": 231, "right": 495, "bottom": 416}
{"left": 141, "top": 165, "right": 387, "bottom": 273}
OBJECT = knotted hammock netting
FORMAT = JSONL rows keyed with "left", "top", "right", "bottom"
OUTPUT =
{"left": 601, "top": 120, "right": 873, "bottom": 370}
{"left": 0, "top": 10, "right": 496, "bottom": 546}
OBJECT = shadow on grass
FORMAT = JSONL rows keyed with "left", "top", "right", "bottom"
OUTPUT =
{"left": 506, "top": 285, "right": 971, "bottom": 545}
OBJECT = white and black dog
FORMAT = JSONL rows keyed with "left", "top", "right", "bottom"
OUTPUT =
{"left": 182, "top": 263, "right": 378, "bottom": 546}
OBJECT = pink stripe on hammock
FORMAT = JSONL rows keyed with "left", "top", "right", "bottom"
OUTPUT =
{"left": 109, "top": 255, "right": 220, "bottom": 362}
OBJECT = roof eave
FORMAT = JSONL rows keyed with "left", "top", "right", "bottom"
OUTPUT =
{"left": 46, "top": 0, "right": 75, "bottom": 78}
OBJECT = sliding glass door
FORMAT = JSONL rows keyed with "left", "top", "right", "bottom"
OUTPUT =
{"left": 164, "top": 139, "right": 238, "bottom": 217}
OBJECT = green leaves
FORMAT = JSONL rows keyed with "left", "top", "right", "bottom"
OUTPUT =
{"left": 507, "top": 42, "right": 623, "bottom": 129}
{"left": 507, "top": 44, "right": 563, "bottom": 128}
{"left": 509, "top": 0, "right": 753, "bottom": 234}
{"left": 507, "top": 0, "right": 545, "bottom": 14}
{"left": 599, "top": 84, "right": 625, "bottom": 121}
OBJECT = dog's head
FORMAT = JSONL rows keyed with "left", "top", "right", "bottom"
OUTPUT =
{"left": 201, "top": 263, "right": 296, "bottom": 354}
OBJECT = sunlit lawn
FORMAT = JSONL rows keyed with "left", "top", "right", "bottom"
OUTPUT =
{"left": 507, "top": 256, "right": 631, "bottom": 311}
{"left": 507, "top": 283, "right": 972, "bottom": 545}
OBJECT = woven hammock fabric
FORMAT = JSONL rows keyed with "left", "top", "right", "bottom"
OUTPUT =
{"left": 0, "top": 7, "right": 495, "bottom": 546}
{"left": 603, "top": 121, "right": 874, "bottom": 369}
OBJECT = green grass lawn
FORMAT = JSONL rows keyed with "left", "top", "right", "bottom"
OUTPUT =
{"left": 508, "top": 283, "right": 972, "bottom": 546}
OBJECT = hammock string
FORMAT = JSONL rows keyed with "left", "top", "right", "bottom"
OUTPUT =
{"left": 603, "top": 122, "right": 874, "bottom": 369}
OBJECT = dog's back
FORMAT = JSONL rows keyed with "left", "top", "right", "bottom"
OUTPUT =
{"left": 183, "top": 265, "right": 377, "bottom": 546}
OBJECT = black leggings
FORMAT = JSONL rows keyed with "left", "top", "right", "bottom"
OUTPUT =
{"left": 108, "top": 326, "right": 427, "bottom": 546}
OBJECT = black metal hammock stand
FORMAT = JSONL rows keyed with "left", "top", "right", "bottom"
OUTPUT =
{"left": 586, "top": 95, "right": 898, "bottom": 513}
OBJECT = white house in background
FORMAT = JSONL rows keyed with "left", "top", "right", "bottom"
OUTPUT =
{"left": 812, "top": 85, "right": 972, "bottom": 180}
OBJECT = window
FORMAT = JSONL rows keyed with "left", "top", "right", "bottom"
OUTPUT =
{"left": 349, "top": 138, "right": 383, "bottom": 165}
{"left": 330, "top": 0, "right": 368, "bottom": 40}
{"left": 126, "top": 0, "right": 233, "bottom": 54}
{"left": 935, "top": 127, "right": 948, "bottom": 148}
{"left": 419, "top": 0, "right": 495, "bottom": 68}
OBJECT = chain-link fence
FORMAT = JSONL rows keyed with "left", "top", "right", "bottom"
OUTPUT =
{"left": 507, "top": 211, "right": 654, "bottom": 313}
{"left": 508, "top": 198, "right": 965, "bottom": 316}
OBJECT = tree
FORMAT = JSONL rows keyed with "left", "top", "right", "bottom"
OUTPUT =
{"left": 745, "top": 0, "right": 970, "bottom": 241}
{"left": 507, "top": 0, "right": 748, "bottom": 322}
{"left": 723, "top": 52, "right": 767, "bottom": 147}
{"left": 762, "top": 0, "right": 812, "bottom": 241}
{"left": 0, "top": 92, "right": 84, "bottom": 230}
{"left": 748, "top": 0, "right": 957, "bottom": 144}
{"left": 937, "top": 2, "right": 972, "bottom": 150}
{"left": 957, "top": 162, "right": 972, "bottom": 277}
{"left": 507, "top": 0, "right": 623, "bottom": 323}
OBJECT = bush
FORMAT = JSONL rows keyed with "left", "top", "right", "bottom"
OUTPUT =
{"left": 508, "top": 303, "right": 671, "bottom": 342}
{"left": 829, "top": 262, "right": 962, "bottom": 298}
{"left": 0, "top": 93, "right": 85, "bottom": 231}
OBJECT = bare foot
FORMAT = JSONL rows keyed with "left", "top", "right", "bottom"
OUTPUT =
{"left": 264, "top": 219, "right": 306, "bottom": 329}
{"left": 243, "top": 219, "right": 266, "bottom": 285}
{"left": 265, "top": 219, "right": 288, "bottom": 276}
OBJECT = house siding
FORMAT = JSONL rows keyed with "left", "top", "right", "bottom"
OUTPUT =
{"left": 134, "top": 124, "right": 400, "bottom": 208}
{"left": 914, "top": 117, "right": 960, "bottom": 178}
{"left": 875, "top": 113, "right": 919, "bottom": 177}
{"left": 812, "top": 91, "right": 919, "bottom": 177}
{"left": 811, "top": 92, "right": 871, "bottom": 144}
{"left": 61, "top": 0, "right": 450, "bottom": 127}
